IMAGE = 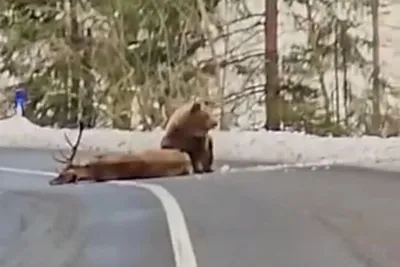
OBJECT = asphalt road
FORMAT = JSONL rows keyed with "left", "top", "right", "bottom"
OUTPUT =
{"left": 1, "top": 147, "right": 400, "bottom": 267}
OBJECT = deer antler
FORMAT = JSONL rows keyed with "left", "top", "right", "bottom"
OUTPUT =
{"left": 53, "top": 121, "right": 85, "bottom": 166}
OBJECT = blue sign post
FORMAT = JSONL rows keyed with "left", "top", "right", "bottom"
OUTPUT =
{"left": 14, "top": 87, "right": 27, "bottom": 116}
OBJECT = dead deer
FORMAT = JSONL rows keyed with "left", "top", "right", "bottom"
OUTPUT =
{"left": 49, "top": 121, "right": 193, "bottom": 186}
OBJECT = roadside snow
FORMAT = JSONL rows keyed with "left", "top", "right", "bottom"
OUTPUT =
{"left": 2, "top": 115, "right": 400, "bottom": 172}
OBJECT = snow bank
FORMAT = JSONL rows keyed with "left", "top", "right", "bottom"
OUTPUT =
{"left": 2, "top": 116, "right": 400, "bottom": 168}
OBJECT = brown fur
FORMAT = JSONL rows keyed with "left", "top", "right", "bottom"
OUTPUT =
{"left": 161, "top": 100, "right": 218, "bottom": 173}
{"left": 49, "top": 149, "right": 192, "bottom": 186}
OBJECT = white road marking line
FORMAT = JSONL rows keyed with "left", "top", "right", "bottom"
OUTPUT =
{"left": 110, "top": 181, "right": 197, "bottom": 267}
{"left": 0, "top": 166, "right": 198, "bottom": 267}
{"left": 0, "top": 166, "right": 55, "bottom": 176}
{"left": 224, "top": 161, "right": 336, "bottom": 173}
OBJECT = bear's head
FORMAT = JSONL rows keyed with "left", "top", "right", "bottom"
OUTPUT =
{"left": 165, "top": 100, "right": 218, "bottom": 137}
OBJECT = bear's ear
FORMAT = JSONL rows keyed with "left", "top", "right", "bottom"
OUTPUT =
{"left": 190, "top": 102, "right": 202, "bottom": 113}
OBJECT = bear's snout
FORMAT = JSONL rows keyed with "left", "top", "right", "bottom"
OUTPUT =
{"left": 209, "top": 120, "right": 218, "bottom": 129}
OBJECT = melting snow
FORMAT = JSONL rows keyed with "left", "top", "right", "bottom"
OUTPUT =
{"left": 1, "top": 115, "right": 400, "bottom": 172}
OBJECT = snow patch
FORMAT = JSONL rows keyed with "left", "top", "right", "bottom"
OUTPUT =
{"left": 1, "top": 116, "right": 400, "bottom": 171}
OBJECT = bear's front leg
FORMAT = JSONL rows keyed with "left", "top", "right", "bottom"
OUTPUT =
{"left": 200, "top": 136, "right": 214, "bottom": 173}
{"left": 186, "top": 150, "right": 204, "bottom": 174}
{"left": 191, "top": 156, "right": 204, "bottom": 174}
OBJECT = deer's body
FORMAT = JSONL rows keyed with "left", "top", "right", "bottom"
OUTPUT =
{"left": 83, "top": 149, "right": 192, "bottom": 181}
{"left": 49, "top": 125, "right": 192, "bottom": 185}
{"left": 50, "top": 149, "right": 192, "bottom": 185}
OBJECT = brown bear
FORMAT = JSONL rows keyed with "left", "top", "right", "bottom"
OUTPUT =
{"left": 160, "top": 100, "right": 218, "bottom": 174}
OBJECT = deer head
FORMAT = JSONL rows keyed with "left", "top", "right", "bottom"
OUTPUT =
{"left": 49, "top": 121, "right": 85, "bottom": 186}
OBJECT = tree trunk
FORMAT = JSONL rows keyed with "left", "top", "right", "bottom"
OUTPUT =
{"left": 82, "top": 28, "right": 96, "bottom": 128}
{"left": 342, "top": 31, "right": 349, "bottom": 126}
{"left": 264, "top": 0, "right": 280, "bottom": 131}
{"left": 334, "top": 21, "right": 340, "bottom": 124}
{"left": 318, "top": 72, "right": 331, "bottom": 123}
{"left": 371, "top": 0, "right": 381, "bottom": 135}
{"left": 69, "top": 0, "right": 80, "bottom": 125}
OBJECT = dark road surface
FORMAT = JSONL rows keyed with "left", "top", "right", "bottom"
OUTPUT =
{"left": 0, "top": 176, "right": 175, "bottom": 267}
{"left": 1, "top": 147, "right": 400, "bottom": 267}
